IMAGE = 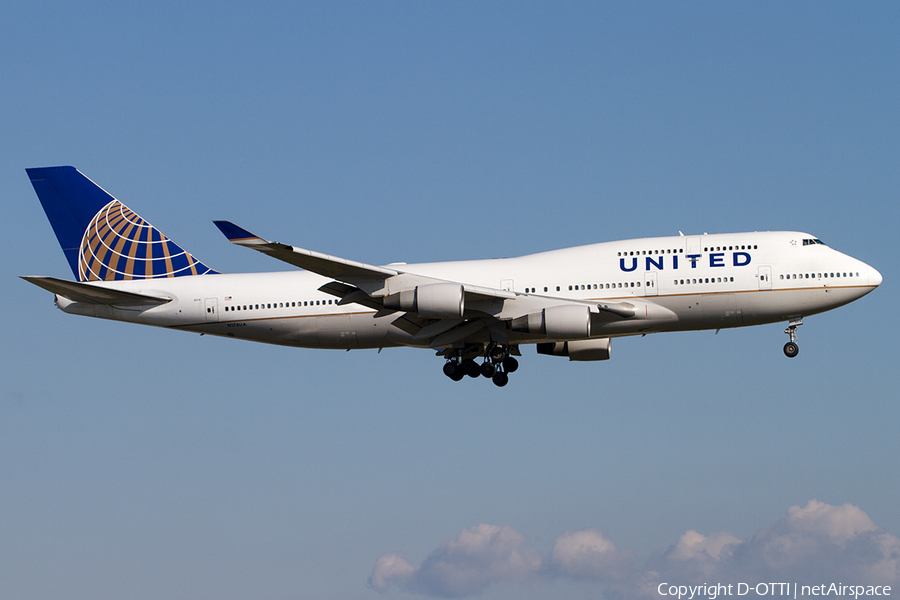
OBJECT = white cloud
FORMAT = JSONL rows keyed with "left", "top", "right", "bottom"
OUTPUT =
{"left": 668, "top": 530, "right": 742, "bottom": 562}
{"left": 650, "top": 500, "right": 900, "bottom": 588}
{"left": 550, "top": 528, "right": 634, "bottom": 579}
{"left": 369, "top": 524, "right": 541, "bottom": 597}
{"left": 368, "top": 553, "right": 416, "bottom": 592}
{"left": 785, "top": 499, "right": 877, "bottom": 541}
{"left": 370, "top": 501, "right": 900, "bottom": 598}
{"left": 749, "top": 500, "right": 899, "bottom": 583}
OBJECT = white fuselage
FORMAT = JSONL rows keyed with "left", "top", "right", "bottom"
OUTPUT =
{"left": 54, "top": 231, "right": 881, "bottom": 350}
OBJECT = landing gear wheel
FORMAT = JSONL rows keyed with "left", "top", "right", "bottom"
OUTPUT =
{"left": 480, "top": 361, "right": 497, "bottom": 378}
{"left": 489, "top": 345, "right": 509, "bottom": 362}
{"left": 502, "top": 356, "right": 519, "bottom": 373}
{"left": 492, "top": 371, "right": 509, "bottom": 387}
{"left": 783, "top": 318, "right": 803, "bottom": 359}
{"left": 783, "top": 342, "right": 799, "bottom": 358}
{"left": 443, "top": 361, "right": 464, "bottom": 381}
{"left": 462, "top": 359, "right": 481, "bottom": 378}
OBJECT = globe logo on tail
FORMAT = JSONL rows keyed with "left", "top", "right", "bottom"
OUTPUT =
{"left": 78, "top": 200, "right": 217, "bottom": 281}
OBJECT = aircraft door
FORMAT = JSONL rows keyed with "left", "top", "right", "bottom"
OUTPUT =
{"left": 686, "top": 237, "right": 702, "bottom": 255}
{"left": 643, "top": 271, "right": 658, "bottom": 296}
{"left": 758, "top": 266, "right": 772, "bottom": 290}
{"left": 204, "top": 298, "right": 219, "bottom": 322}
{"left": 500, "top": 279, "right": 514, "bottom": 292}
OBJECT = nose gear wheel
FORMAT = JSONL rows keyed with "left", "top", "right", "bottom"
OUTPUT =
{"left": 783, "top": 318, "right": 802, "bottom": 358}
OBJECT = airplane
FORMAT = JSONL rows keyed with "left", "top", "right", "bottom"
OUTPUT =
{"left": 23, "top": 166, "right": 882, "bottom": 387}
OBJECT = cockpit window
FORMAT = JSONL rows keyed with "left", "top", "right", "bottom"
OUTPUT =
{"left": 802, "top": 238, "right": 827, "bottom": 246}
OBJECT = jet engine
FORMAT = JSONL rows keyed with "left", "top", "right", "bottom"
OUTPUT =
{"left": 537, "top": 338, "right": 612, "bottom": 361}
{"left": 510, "top": 304, "right": 591, "bottom": 339}
{"left": 383, "top": 283, "right": 465, "bottom": 318}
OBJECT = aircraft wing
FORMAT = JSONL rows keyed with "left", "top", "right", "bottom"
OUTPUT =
{"left": 213, "top": 221, "right": 399, "bottom": 282}
{"left": 213, "top": 220, "right": 516, "bottom": 302}
{"left": 21, "top": 276, "right": 172, "bottom": 306}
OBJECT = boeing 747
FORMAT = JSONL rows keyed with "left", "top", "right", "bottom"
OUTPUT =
{"left": 23, "top": 166, "right": 882, "bottom": 386}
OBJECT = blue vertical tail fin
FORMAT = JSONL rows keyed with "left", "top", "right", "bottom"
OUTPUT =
{"left": 26, "top": 166, "right": 219, "bottom": 281}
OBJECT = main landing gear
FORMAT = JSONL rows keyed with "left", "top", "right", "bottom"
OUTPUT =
{"left": 442, "top": 344, "right": 519, "bottom": 387}
{"left": 783, "top": 318, "right": 802, "bottom": 358}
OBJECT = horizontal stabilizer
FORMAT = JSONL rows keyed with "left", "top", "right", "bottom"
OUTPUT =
{"left": 21, "top": 276, "right": 171, "bottom": 306}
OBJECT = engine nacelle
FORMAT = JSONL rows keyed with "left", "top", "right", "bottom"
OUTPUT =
{"left": 536, "top": 338, "right": 611, "bottom": 361}
{"left": 383, "top": 283, "right": 465, "bottom": 318}
{"left": 511, "top": 304, "right": 591, "bottom": 339}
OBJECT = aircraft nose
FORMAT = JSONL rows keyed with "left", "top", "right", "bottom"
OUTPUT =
{"left": 869, "top": 266, "right": 883, "bottom": 288}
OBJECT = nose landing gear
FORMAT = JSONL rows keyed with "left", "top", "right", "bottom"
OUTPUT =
{"left": 783, "top": 318, "right": 802, "bottom": 358}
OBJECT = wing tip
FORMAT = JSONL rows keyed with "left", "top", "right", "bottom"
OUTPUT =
{"left": 213, "top": 220, "right": 262, "bottom": 243}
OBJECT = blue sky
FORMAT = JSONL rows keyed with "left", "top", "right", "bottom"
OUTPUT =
{"left": 2, "top": 3, "right": 898, "bottom": 599}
